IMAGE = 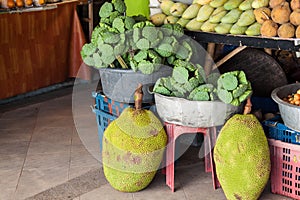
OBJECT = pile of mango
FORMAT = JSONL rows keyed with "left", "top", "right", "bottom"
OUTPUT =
{"left": 150, "top": 0, "right": 300, "bottom": 38}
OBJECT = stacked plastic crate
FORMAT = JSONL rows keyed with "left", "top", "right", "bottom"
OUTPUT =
{"left": 263, "top": 116, "right": 300, "bottom": 199}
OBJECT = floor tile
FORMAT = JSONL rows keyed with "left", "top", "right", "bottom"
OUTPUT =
{"left": 79, "top": 184, "right": 134, "bottom": 200}
{"left": 27, "top": 127, "right": 72, "bottom": 155}
{"left": 69, "top": 147, "right": 100, "bottom": 180}
{"left": 15, "top": 153, "right": 70, "bottom": 200}
{"left": 0, "top": 117, "right": 36, "bottom": 130}
{"left": 0, "top": 169, "right": 21, "bottom": 200}
{"left": 35, "top": 115, "right": 75, "bottom": 128}
{"left": 0, "top": 128, "right": 32, "bottom": 144}
{"left": 0, "top": 141, "right": 29, "bottom": 156}
{"left": 132, "top": 172, "right": 187, "bottom": 200}
{"left": 1, "top": 105, "right": 39, "bottom": 119}
{"left": 0, "top": 154, "right": 26, "bottom": 171}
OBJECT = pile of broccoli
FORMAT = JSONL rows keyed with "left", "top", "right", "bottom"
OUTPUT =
{"left": 80, "top": 0, "right": 193, "bottom": 75}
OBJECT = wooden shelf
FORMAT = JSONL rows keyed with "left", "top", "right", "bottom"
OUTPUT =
{"left": 185, "top": 30, "right": 300, "bottom": 52}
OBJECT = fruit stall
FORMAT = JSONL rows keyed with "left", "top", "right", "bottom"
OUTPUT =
{"left": 81, "top": 0, "right": 300, "bottom": 198}
{"left": 0, "top": 0, "right": 91, "bottom": 99}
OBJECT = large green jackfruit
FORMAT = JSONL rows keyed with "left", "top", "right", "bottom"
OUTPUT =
{"left": 214, "top": 101, "right": 271, "bottom": 200}
{"left": 102, "top": 84, "right": 167, "bottom": 192}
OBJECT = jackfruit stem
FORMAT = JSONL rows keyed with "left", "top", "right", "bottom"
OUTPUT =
{"left": 134, "top": 83, "right": 143, "bottom": 111}
{"left": 243, "top": 97, "right": 252, "bottom": 115}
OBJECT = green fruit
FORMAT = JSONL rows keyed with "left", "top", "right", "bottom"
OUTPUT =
{"left": 236, "top": 9, "right": 256, "bottom": 26}
{"left": 245, "top": 22, "right": 262, "bottom": 36}
{"left": 103, "top": 99, "right": 167, "bottom": 192}
{"left": 214, "top": 113, "right": 271, "bottom": 200}
{"left": 182, "top": 3, "right": 202, "bottom": 19}
{"left": 209, "top": 7, "right": 228, "bottom": 23}
{"left": 160, "top": 0, "right": 175, "bottom": 15}
{"left": 185, "top": 18, "right": 204, "bottom": 31}
{"left": 238, "top": 0, "right": 254, "bottom": 10}
{"left": 221, "top": 8, "right": 243, "bottom": 23}
{"left": 209, "top": 0, "right": 227, "bottom": 8}
{"left": 150, "top": 13, "right": 167, "bottom": 26}
{"left": 223, "top": 0, "right": 243, "bottom": 10}
{"left": 164, "top": 15, "right": 179, "bottom": 24}
{"left": 230, "top": 23, "right": 248, "bottom": 34}
{"left": 215, "top": 23, "right": 233, "bottom": 34}
{"left": 170, "top": 2, "right": 188, "bottom": 17}
{"left": 196, "top": 4, "right": 215, "bottom": 22}
{"left": 251, "top": 0, "right": 269, "bottom": 8}
{"left": 200, "top": 20, "right": 218, "bottom": 32}
{"left": 176, "top": 18, "right": 191, "bottom": 27}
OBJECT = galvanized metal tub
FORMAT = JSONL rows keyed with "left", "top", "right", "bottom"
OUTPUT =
{"left": 154, "top": 93, "right": 242, "bottom": 127}
{"left": 271, "top": 83, "right": 300, "bottom": 132}
{"left": 99, "top": 66, "right": 173, "bottom": 103}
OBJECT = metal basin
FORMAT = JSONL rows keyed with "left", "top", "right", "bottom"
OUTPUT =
{"left": 154, "top": 93, "right": 242, "bottom": 127}
{"left": 99, "top": 66, "right": 172, "bottom": 103}
{"left": 271, "top": 83, "right": 300, "bottom": 132}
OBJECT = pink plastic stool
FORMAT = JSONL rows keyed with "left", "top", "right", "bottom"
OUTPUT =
{"left": 164, "top": 122, "right": 220, "bottom": 192}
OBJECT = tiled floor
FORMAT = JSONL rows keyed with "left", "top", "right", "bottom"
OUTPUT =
{"left": 0, "top": 81, "right": 293, "bottom": 200}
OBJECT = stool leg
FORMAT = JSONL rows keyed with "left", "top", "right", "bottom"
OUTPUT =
{"left": 209, "top": 127, "right": 221, "bottom": 189}
{"left": 165, "top": 124, "right": 176, "bottom": 192}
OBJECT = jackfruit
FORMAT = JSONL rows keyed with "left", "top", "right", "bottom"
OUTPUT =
{"left": 277, "top": 23, "right": 295, "bottom": 38}
{"left": 150, "top": 13, "right": 167, "bottom": 26}
{"left": 214, "top": 99, "right": 271, "bottom": 200}
{"left": 290, "top": 10, "right": 300, "bottom": 26}
{"left": 102, "top": 84, "right": 167, "bottom": 192}
{"left": 169, "top": 2, "right": 188, "bottom": 17}
{"left": 160, "top": 0, "right": 175, "bottom": 15}
{"left": 271, "top": 2, "right": 291, "bottom": 24}
{"left": 253, "top": 7, "right": 271, "bottom": 24}
{"left": 291, "top": 0, "right": 300, "bottom": 10}
{"left": 260, "top": 19, "right": 278, "bottom": 37}
{"left": 182, "top": 3, "right": 202, "bottom": 19}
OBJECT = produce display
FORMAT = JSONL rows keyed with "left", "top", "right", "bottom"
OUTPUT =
{"left": 102, "top": 84, "right": 167, "bottom": 192}
{"left": 282, "top": 88, "right": 300, "bottom": 106}
{"left": 153, "top": 68, "right": 252, "bottom": 106}
{"left": 150, "top": 0, "right": 300, "bottom": 38}
{"left": 1, "top": 0, "right": 45, "bottom": 9}
{"left": 214, "top": 99, "right": 271, "bottom": 199}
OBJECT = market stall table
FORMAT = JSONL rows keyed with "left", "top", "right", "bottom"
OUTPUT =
{"left": 0, "top": 0, "right": 91, "bottom": 99}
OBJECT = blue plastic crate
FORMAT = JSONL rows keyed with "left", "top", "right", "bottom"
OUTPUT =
{"left": 93, "top": 108, "right": 116, "bottom": 151}
{"left": 263, "top": 116, "right": 300, "bottom": 145}
{"left": 92, "top": 92, "right": 130, "bottom": 117}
